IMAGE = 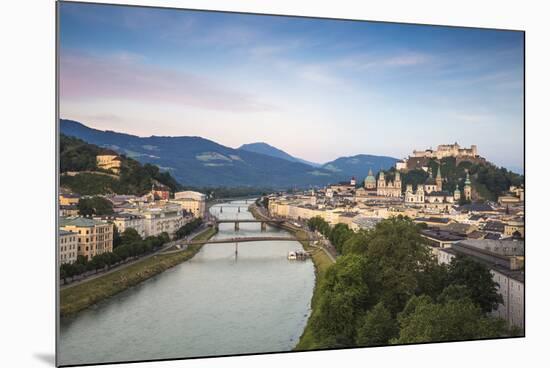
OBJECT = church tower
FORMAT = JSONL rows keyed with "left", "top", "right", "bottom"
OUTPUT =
{"left": 378, "top": 171, "right": 386, "bottom": 188}
{"left": 454, "top": 184, "right": 461, "bottom": 201}
{"left": 394, "top": 171, "right": 402, "bottom": 196}
{"left": 435, "top": 165, "right": 443, "bottom": 192}
{"left": 464, "top": 171, "right": 472, "bottom": 201}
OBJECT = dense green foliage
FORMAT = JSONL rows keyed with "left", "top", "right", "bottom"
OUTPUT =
{"left": 175, "top": 218, "right": 203, "bottom": 239}
{"left": 60, "top": 229, "right": 170, "bottom": 282}
{"left": 77, "top": 196, "right": 114, "bottom": 216}
{"left": 60, "top": 134, "right": 181, "bottom": 195}
{"left": 356, "top": 302, "right": 399, "bottom": 346}
{"left": 447, "top": 255, "right": 503, "bottom": 313}
{"left": 395, "top": 295, "right": 508, "bottom": 344}
{"left": 302, "top": 217, "right": 515, "bottom": 349}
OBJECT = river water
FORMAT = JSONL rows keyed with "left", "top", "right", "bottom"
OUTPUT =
{"left": 59, "top": 200, "right": 315, "bottom": 366}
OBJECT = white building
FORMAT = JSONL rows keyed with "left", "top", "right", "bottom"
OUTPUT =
{"left": 59, "top": 229, "right": 78, "bottom": 264}
{"left": 173, "top": 191, "right": 206, "bottom": 218}
{"left": 94, "top": 213, "right": 146, "bottom": 238}
{"left": 136, "top": 204, "right": 189, "bottom": 238}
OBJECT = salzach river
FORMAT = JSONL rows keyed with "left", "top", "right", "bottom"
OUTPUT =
{"left": 59, "top": 200, "right": 315, "bottom": 366}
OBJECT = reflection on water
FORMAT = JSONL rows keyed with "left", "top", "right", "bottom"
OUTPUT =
{"left": 59, "top": 200, "right": 315, "bottom": 366}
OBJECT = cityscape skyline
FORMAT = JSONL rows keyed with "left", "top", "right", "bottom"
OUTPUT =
{"left": 59, "top": 2, "right": 524, "bottom": 172}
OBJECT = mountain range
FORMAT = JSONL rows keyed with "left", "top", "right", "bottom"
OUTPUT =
{"left": 238, "top": 142, "right": 321, "bottom": 167}
{"left": 60, "top": 119, "right": 398, "bottom": 188}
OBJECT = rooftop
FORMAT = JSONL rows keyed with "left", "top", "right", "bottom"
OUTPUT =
{"left": 421, "top": 228, "right": 465, "bottom": 242}
{"left": 457, "top": 203, "right": 495, "bottom": 212}
{"left": 60, "top": 216, "right": 107, "bottom": 227}
{"left": 59, "top": 229, "right": 78, "bottom": 236}
{"left": 415, "top": 217, "right": 451, "bottom": 224}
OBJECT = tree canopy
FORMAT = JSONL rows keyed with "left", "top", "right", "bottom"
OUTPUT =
{"left": 301, "top": 216, "right": 514, "bottom": 350}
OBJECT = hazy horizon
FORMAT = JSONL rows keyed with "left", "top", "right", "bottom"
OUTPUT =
{"left": 59, "top": 3, "right": 524, "bottom": 173}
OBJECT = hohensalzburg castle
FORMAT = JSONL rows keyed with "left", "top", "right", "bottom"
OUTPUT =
{"left": 397, "top": 143, "right": 484, "bottom": 171}
{"left": 412, "top": 143, "right": 477, "bottom": 159}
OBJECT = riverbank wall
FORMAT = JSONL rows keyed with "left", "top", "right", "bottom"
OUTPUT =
{"left": 60, "top": 226, "right": 218, "bottom": 318}
{"left": 248, "top": 204, "right": 334, "bottom": 350}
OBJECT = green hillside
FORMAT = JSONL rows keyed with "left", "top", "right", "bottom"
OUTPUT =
{"left": 384, "top": 157, "right": 523, "bottom": 201}
{"left": 60, "top": 134, "right": 181, "bottom": 195}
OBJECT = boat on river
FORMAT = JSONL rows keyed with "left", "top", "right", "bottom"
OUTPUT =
{"left": 287, "top": 250, "right": 310, "bottom": 260}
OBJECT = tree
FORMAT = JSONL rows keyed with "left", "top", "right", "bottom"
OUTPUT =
{"left": 395, "top": 296, "right": 508, "bottom": 344}
{"left": 356, "top": 302, "right": 399, "bottom": 346}
{"left": 437, "top": 284, "right": 472, "bottom": 304}
{"left": 329, "top": 223, "right": 354, "bottom": 254}
{"left": 120, "top": 228, "right": 142, "bottom": 245}
{"left": 310, "top": 255, "right": 371, "bottom": 344}
{"left": 77, "top": 196, "right": 114, "bottom": 216}
{"left": 175, "top": 218, "right": 203, "bottom": 239}
{"left": 448, "top": 255, "right": 503, "bottom": 313}
{"left": 113, "top": 224, "right": 122, "bottom": 248}
{"left": 341, "top": 230, "right": 370, "bottom": 255}
{"left": 416, "top": 262, "right": 450, "bottom": 300}
{"left": 363, "top": 217, "right": 434, "bottom": 314}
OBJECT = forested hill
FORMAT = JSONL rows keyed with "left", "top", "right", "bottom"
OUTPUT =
{"left": 384, "top": 156, "right": 524, "bottom": 202}
{"left": 60, "top": 134, "right": 181, "bottom": 195}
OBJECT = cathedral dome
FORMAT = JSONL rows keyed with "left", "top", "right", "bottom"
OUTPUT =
{"left": 364, "top": 168, "right": 376, "bottom": 184}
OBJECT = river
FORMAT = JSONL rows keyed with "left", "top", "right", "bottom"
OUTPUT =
{"left": 59, "top": 200, "right": 316, "bottom": 366}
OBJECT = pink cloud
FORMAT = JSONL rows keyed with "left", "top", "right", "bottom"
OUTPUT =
{"left": 59, "top": 49, "right": 273, "bottom": 112}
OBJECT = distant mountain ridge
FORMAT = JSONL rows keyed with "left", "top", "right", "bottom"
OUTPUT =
{"left": 322, "top": 154, "right": 399, "bottom": 181}
{"left": 238, "top": 142, "right": 321, "bottom": 167}
{"left": 60, "top": 119, "right": 347, "bottom": 188}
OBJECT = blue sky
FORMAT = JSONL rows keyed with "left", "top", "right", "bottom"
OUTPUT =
{"left": 59, "top": 2, "right": 524, "bottom": 172}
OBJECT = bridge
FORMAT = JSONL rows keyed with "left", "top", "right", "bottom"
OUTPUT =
{"left": 214, "top": 218, "right": 285, "bottom": 231}
{"left": 184, "top": 236, "right": 314, "bottom": 246}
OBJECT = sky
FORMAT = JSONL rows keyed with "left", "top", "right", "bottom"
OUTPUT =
{"left": 59, "top": 2, "right": 524, "bottom": 172}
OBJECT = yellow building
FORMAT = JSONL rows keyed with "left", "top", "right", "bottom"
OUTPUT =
{"left": 60, "top": 217, "right": 114, "bottom": 260}
{"left": 504, "top": 221, "right": 525, "bottom": 238}
{"left": 96, "top": 151, "right": 122, "bottom": 174}
{"left": 59, "top": 193, "right": 80, "bottom": 206}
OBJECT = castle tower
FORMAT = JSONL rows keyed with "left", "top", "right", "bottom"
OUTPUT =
{"left": 435, "top": 165, "right": 443, "bottom": 191}
{"left": 464, "top": 171, "right": 472, "bottom": 201}
{"left": 454, "top": 184, "right": 461, "bottom": 201}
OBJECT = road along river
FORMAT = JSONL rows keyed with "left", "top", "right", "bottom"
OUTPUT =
{"left": 59, "top": 200, "right": 315, "bottom": 365}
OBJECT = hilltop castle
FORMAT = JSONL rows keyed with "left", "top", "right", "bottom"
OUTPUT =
{"left": 396, "top": 143, "right": 485, "bottom": 172}
{"left": 413, "top": 143, "right": 477, "bottom": 159}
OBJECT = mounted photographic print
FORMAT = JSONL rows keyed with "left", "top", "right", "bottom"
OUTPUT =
{"left": 56, "top": 1, "right": 525, "bottom": 366}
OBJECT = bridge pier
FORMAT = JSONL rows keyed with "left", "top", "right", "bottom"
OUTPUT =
{"left": 234, "top": 222, "right": 240, "bottom": 231}
{"left": 261, "top": 222, "right": 267, "bottom": 232}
